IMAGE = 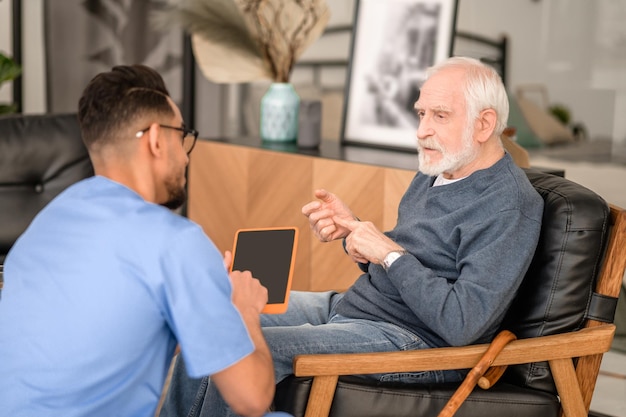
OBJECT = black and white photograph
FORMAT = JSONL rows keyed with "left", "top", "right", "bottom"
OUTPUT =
{"left": 342, "top": 0, "right": 459, "bottom": 150}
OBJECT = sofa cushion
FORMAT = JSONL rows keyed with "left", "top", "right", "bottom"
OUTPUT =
{"left": 0, "top": 113, "right": 93, "bottom": 260}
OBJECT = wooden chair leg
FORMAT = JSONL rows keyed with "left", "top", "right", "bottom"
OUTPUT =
{"left": 437, "top": 331, "right": 517, "bottom": 417}
{"left": 550, "top": 358, "right": 587, "bottom": 417}
{"left": 575, "top": 353, "right": 604, "bottom": 412}
{"left": 304, "top": 375, "right": 339, "bottom": 417}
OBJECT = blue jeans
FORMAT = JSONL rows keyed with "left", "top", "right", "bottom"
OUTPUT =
{"left": 159, "top": 291, "right": 464, "bottom": 417}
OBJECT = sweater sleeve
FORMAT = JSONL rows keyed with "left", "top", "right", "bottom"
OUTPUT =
{"left": 386, "top": 208, "right": 541, "bottom": 346}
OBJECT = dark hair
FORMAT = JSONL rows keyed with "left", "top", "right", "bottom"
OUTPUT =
{"left": 77, "top": 65, "right": 173, "bottom": 149}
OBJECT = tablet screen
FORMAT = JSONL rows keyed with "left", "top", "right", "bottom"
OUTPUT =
{"left": 230, "top": 227, "right": 298, "bottom": 314}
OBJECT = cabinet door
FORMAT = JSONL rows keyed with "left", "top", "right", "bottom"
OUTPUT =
{"left": 188, "top": 141, "right": 313, "bottom": 289}
{"left": 246, "top": 148, "right": 313, "bottom": 289}
{"left": 310, "top": 158, "right": 386, "bottom": 291}
{"left": 188, "top": 140, "right": 416, "bottom": 292}
{"left": 309, "top": 159, "right": 415, "bottom": 291}
{"left": 188, "top": 141, "right": 250, "bottom": 253}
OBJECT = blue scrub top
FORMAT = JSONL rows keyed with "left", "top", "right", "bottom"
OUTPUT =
{"left": 0, "top": 176, "right": 254, "bottom": 417}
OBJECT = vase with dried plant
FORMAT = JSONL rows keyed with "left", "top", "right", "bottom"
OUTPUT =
{"left": 156, "top": 0, "right": 330, "bottom": 142}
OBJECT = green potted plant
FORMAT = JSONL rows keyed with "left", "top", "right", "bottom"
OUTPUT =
{"left": 0, "top": 51, "right": 22, "bottom": 114}
{"left": 548, "top": 103, "right": 571, "bottom": 126}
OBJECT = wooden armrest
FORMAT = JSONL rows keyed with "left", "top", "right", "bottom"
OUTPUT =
{"left": 293, "top": 326, "right": 615, "bottom": 417}
{"left": 293, "top": 325, "right": 615, "bottom": 377}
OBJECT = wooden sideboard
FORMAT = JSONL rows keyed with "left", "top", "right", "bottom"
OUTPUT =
{"left": 187, "top": 139, "right": 417, "bottom": 292}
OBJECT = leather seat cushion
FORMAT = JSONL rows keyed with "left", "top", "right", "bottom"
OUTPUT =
{"left": 274, "top": 376, "right": 560, "bottom": 417}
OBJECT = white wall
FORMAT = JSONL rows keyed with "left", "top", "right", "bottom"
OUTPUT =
{"left": 299, "top": 0, "right": 625, "bottom": 143}
{"left": 21, "top": 0, "right": 46, "bottom": 113}
{"left": 7, "top": 0, "right": 626, "bottom": 143}
{"left": 457, "top": 0, "right": 625, "bottom": 143}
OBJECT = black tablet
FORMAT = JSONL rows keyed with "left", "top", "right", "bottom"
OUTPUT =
{"left": 230, "top": 227, "right": 299, "bottom": 314}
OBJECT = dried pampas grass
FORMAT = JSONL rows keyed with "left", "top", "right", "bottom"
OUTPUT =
{"left": 154, "top": 0, "right": 330, "bottom": 83}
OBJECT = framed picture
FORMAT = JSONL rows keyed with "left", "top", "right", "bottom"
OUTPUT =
{"left": 341, "top": 0, "right": 459, "bottom": 151}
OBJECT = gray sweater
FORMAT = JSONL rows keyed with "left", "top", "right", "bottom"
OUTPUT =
{"left": 336, "top": 154, "right": 544, "bottom": 347}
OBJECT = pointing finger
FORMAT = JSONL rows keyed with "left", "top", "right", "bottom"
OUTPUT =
{"left": 333, "top": 216, "right": 360, "bottom": 231}
{"left": 302, "top": 200, "right": 321, "bottom": 216}
{"left": 314, "top": 189, "right": 333, "bottom": 203}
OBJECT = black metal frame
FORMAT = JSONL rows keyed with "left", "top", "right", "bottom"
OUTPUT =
{"left": 182, "top": 34, "right": 195, "bottom": 130}
{"left": 11, "top": 0, "right": 22, "bottom": 113}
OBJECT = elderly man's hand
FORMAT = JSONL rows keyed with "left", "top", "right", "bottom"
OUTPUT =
{"left": 334, "top": 217, "right": 405, "bottom": 265}
{"left": 302, "top": 189, "right": 356, "bottom": 242}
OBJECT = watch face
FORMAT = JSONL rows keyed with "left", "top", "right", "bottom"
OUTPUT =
{"left": 383, "top": 251, "right": 404, "bottom": 270}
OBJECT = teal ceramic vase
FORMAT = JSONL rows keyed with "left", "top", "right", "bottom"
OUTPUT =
{"left": 260, "top": 83, "right": 300, "bottom": 142}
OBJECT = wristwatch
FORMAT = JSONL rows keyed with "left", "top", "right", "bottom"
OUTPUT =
{"left": 382, "top": 250, "right": 408, "bottom": 272}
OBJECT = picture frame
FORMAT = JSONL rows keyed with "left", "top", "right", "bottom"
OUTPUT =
{"left": 341, "top": 0, "right": 459, "bottom": 151}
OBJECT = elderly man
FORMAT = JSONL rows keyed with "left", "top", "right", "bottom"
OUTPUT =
{"left": 160, "top": 56, "right": 544, "bottom": 417}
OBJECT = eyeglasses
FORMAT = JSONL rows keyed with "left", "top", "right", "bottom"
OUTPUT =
{"left": 136, "top": 124, "right": 199, "bottom": 155}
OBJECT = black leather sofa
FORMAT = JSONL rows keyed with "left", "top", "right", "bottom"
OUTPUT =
{"left": 0, "top": 113, "right": 93, "bottom": 268}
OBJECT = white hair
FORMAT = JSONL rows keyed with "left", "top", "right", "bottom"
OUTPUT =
{"left": 426, "top": 56, "right": 509, "bottom": 137}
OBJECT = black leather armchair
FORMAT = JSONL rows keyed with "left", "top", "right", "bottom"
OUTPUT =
{"left": 274, "top": 169, "right": 626, "bottom": 417}
{"left": 0, "top": 113, "right": 93, "bottom": 268}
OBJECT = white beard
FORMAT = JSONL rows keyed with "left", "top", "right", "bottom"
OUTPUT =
{"left": 417, "top": 128, "right": 478, "bottom": 177}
